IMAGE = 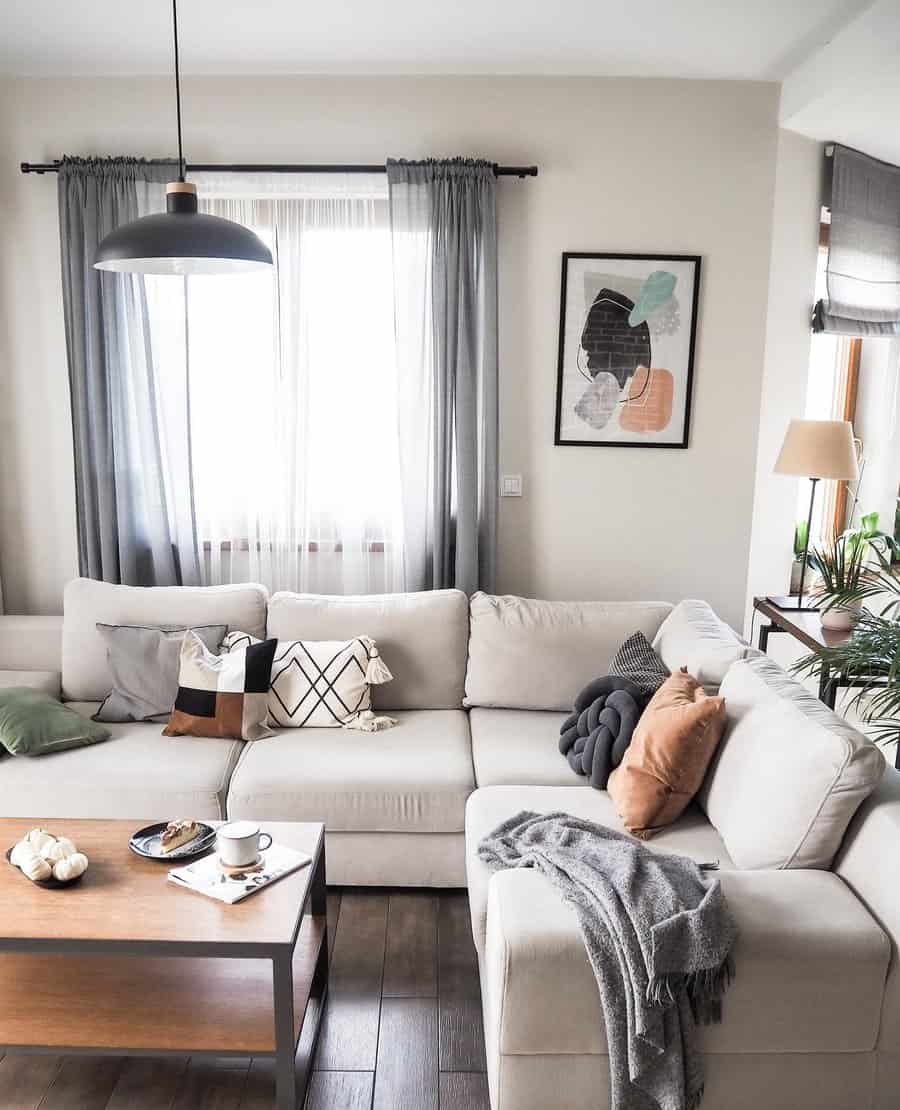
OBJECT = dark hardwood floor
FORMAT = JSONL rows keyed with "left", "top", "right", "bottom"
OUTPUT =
{"left": 0, "top": 890, "right": 490, "bottom": 1110}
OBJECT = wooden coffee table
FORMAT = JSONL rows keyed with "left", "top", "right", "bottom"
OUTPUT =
{"left": 0, "top": 818, "right": 327, "bottom": 1110}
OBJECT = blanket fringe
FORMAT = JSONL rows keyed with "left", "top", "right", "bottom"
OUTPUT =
{"left": 686, "top": 1084, "right": 705, "bottom": 1110}
{"left": 647, "top": 953, "right": 735, "bottom": 1026}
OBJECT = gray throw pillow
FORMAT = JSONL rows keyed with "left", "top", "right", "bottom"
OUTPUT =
{"left": 608, "top": 631, "right": 670, "bottom": 698}
{"left": 93, "top": 624, "right": 227, "bottom": 723}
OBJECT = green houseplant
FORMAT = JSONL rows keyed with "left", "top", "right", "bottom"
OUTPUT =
{"left": 795, "top": 539, "right": 900, "bottom": 742}
{"left": 843, "top": 510, "right": 895, "bottom": 561}
{"left": 806, "top": 533, "right": 870, "bottom": 630}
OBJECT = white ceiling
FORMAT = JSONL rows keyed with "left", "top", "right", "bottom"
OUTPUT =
{"left": 0, "top": 0, "right": 872, "bottom": 80}
{"left": 779, "top": 0, "right": 900, "bottom": 165}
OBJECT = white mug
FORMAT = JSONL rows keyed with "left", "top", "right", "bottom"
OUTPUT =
{"left": 217, "top": 820, "right": 272, "bottom": 867}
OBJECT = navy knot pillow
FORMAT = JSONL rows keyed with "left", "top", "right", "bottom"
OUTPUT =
{"left": 559, "top": 675, "right": 647, "bottom": 789}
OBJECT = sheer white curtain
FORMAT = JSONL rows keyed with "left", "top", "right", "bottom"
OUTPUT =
{"left": 146, "top": 172, "right": 405, "bottom": 595}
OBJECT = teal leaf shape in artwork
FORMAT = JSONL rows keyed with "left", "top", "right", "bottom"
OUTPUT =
{"left": 628, "top": 271, "right": 677, "bottom": 327}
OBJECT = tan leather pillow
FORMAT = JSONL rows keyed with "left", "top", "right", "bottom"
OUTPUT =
{"left": 607, "top": 668, "right": 726, "bottom": 839}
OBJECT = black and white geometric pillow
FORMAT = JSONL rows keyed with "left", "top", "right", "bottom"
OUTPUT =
{"left": 223, "top": 632, "right": 390, "bottom": 728}
{"left": 607, "top": 631, "right": 670, "bottom": 699}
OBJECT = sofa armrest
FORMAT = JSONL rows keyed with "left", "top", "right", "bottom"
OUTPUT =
{"left": 834, "top": 767, "right": 900, "bottom": 1050}
{"left": 0, "top": 671, "right": 61, "bottom": 698}
{"left": 0, "top": 615, "right": 63, "bottom": 673}
{"left": 482, "top": 866, "right": 888, "bottom": 1060}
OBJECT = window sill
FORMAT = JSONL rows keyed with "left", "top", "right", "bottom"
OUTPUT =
{"left": 201, "top": 540, "right": 387, "bottom": 553}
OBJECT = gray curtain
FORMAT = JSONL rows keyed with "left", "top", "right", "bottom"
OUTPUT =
{"left": 58, "top": 157, "right": 201, "bottom": 586}
{"left": 815, "top": 144, "right": 900, "bottom": 336}
{"left": 387, "top": 158, "right": 498, "bottom": 595}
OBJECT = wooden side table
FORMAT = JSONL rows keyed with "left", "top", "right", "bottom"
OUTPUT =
{"left": 753, "top": 596, "right": 851, "bottom": 710}
{"left": 753, "top": 596, "right": 899, "bottom": 770}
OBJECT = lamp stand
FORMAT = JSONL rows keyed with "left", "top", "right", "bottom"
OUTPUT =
{"left": 767, "top": 477, "right": 821, "bottom": 612}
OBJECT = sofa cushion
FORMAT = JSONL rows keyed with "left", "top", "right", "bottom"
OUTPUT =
{"left": 465, "top": 785, "right": 734, "bottom": 958}
{"left": 164, "top": 632, "right": 278, "bottom": 742}
{"left": 266, "top": 590, "right": 468, "bottom": 710}
{"left": 608, "top": 631, "right": 669, "bottom": 697}
{"left": 222, "top": 631, "right": 389, "bottom": 727}
{"left": 481, "top": 865, "right": 888, "bottom": 1056}
{"left": 470, "top": 708, "right": 582, "bottom": 788}
{"left": 652, "top": 599, "right": 751, "bottom": 692}
{"left": 699, "top": 656, "right": 885, "bottom": 869}
{"left": 93, "top": 623, "right": 227, "bottom": 723}
{"left": 607, "top": 670, "right": 726, "bottom": 837}
{"left": 62, "top": 579, "right": 268, "bottom": 702}
{"left": 227, "top": 709, "right": 474, "bottom": 832}
{"left": 0, "top": 688, "right": 110, "bottom": 756}
{"left": 0, "top": 703, "right": 241, "bottom": 820}
{"left": 464, "top": 593, "right": 673, "bottom": 711}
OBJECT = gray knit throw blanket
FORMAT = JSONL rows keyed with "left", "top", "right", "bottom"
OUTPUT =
{"left": 478, "top": 811, "right": 737, "bottom": 1110}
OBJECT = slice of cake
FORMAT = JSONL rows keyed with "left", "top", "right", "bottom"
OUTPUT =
{"left": 160, "top": 819, "right": 201, "bottom": 854}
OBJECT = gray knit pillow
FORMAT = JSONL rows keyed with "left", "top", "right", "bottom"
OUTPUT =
{"left": 608, "top": 631, "right": 669, "bottom": 698}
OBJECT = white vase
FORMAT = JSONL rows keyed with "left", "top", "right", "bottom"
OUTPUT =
{"left": 820, "top": 601, "right": 863, "bottom": 631}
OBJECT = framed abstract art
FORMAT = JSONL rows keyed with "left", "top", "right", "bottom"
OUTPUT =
{"left": 554, "top": 252, "right": 701, "bottom": 448}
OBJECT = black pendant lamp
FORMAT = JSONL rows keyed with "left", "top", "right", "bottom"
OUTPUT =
{"left": 94, "top": 0, "right": 272, "bottom": 275}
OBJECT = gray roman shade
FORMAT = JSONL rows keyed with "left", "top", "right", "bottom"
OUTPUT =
{"left": 814, "top": 144, "right": 900, "bottom": 336}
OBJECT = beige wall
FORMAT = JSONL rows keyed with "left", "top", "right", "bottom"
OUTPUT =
{"left": 0, "top": 76, "right": 780, "bottom": 625}
{"left": 743, "top": 129, "right": 822, "bottom": 637}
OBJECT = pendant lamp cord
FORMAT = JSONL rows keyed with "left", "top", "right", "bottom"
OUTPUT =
{"left": 172, "top": 0, "right": 185, "bottom": 181}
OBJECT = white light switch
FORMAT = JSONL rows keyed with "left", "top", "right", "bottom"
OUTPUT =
{"left": 501, "top": 474, "right": 523, "bottom": 497}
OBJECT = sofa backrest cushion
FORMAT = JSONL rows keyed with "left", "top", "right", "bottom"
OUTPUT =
{"left": 464, "top": 592, "right": 673, "bottom": 711}
{"left": 653, "top": 599, "right": 752, "bottom": 692}
{"left": 62, "top": 578, "right": 268, "bottom": 702}
{"left": 266, "top": 589, "right": 469, "bottom": 710}
{"left": 699, "top": 655, "right": 885, "bottom": 869}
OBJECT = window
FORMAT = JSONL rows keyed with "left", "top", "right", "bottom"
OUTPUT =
{"left": 804, "top": 233, "right": 900, "bottom": 548}
{"left": 144, "top": 173, "right": 405, "bottom": 594}
{"left": 802, "top": 238, "right": 858, "bottom": 542}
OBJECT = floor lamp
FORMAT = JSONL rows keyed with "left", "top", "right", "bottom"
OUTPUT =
{"left": 768, "top": 419, "right": 860, "bottom": 612}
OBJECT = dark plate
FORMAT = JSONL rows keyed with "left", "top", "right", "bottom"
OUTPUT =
{"left": 5, "top": 846, "right": 85, "bottom": 889}
{"left": 129, "top": 822, "right": 216, "bottom": 862}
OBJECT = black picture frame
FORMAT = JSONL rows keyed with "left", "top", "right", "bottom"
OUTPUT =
{"left": 554, "top": 252, "right": 701, "bottom": 448}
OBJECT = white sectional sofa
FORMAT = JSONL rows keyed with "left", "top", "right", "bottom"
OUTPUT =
{"left": 1, "top": 579, "right": 898, "bottom": 1110}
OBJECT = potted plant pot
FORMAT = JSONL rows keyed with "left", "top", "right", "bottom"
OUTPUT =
{"left": 821, "top": 600, "right": 863, "bottom": 631}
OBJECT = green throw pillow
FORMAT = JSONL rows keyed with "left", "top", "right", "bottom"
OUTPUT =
{"left": 0, "top": 688, "right": 111, "bottom": 756}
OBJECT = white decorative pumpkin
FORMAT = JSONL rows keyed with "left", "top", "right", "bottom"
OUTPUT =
{"left": 26, "top": 828, "right": 55, "bottom": 853}
{"left": 10, "top": 840, "right": 39, "bottom": 869}
{"left": 52, "top": 853, "right": 88, "bottom": 882}
{"left": 21, "top": 854, "right": 53, "bottom": 882}
{"left": 41, "top": 839, "right": 75, "bottom": 863}
{"left": 10, "top": 830, "right": 88, "bottom": 885}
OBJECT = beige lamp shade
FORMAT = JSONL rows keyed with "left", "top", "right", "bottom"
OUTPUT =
{"left": 774, "top": 419, "right": 860, "bottom": 480}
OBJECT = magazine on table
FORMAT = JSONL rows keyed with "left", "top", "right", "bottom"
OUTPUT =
{"left": 168, "top": 843, "right": 311, "bottom": 904}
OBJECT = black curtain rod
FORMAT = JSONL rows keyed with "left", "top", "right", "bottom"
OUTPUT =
{"left": 20, "top": 160, "right": 538, "bottom": 178}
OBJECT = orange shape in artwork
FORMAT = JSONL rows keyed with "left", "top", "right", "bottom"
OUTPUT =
{"left": 619, "top": 367, "right": 673, "bottom": 433}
